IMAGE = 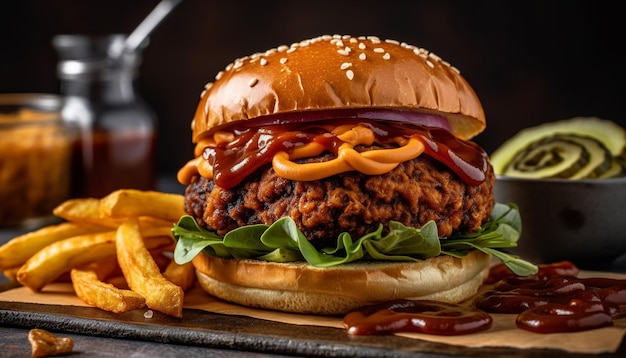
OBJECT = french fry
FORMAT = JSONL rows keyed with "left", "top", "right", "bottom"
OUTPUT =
{"left": 52, "top": 198, "right": 110, "bottom": 226}
{"left": 162, "top": 260, "right": 196, "bottom": 291}
{"left": 53, "top": 196, "right": 176, "bottom": 236}
{"left": 116, "top": 220, "right": 184, "bottom": 318}
{"left": 17, "top": 231, "right": 116, "bottom": 291}
{"left": 3, "top": 267, "right": 19, "bottom": 282}
{"left": 82, "top": 256, "right": 120, "bottom": 280}
{"left": 17, "top": 232, "right": 172, "bottom": 292}
{"left": 0, "top": 222, "right": 108, "bottom": 270}
{"left": 100, "top": 189, "right": 185, "bottom": 222}
{"left": 140, "top": 224, "right": 175, "bottom": 240}
{"left": 71, "top": 261, "right": 145, "bottom": 314}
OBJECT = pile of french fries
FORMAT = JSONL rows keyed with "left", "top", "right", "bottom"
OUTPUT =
{"left": 0, "top": 189, "right": 195, "bottom": 318}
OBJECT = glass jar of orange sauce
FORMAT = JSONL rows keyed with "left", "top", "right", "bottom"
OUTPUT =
{"left": 0, "top": 93, "right": 74, "bottom": 228}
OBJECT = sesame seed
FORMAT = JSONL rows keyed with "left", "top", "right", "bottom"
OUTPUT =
{"left": 248, "top": 78, "right": 258, "bottom": 87}
{"left": 225, "top": 63, "right": 233, "bottom": 71}
{"left": 359, "top": 53, "right": 366, "bottom": 60}
{"left": 280, "top": 57, "right": 288, "bottom": 64}
{"left": 277, "top": 45, "right": 289, "bottom": 52}
{"left": 373, "top": 47, "right": 385, "bottom": 53}
{"left": 204, "top": 82, "right": 213, "bottom": 90}
{"left": 451, "top": 66, "right": 461, "bottom": 74}
{"left": 344, "top": 46, "right": 352, "bottom": 53}
{"left": 286, "top": 47, "right": 297, "bottom": 54}
{"left": 260, "top": 58, "right": 268, "bottom": 66}
{"left": 358, "top": 42, "right": 366, "bottom": 50}
{"left": 428, "top": 52, "right": 442, "bottom": 62}
{"left": 346, "top": 69, "right": 354, "bottom": 80}
{"left": 385, "top": 39, "right": 400, "bottom": 45}
{"left": 383, "top": 53, "right": 391, "bottom": 60}
{"left": 190, "top": 119, "right": 195, "bottom": 130}
{"left": 340, "top": 62, "right": 352, "bottom": 70}
{"left": 349, "top": 37, "right": 358, "bottom": 43}
{"left": 233, "top": 60, "right": 243, "bottom": 69}
{"left": 337, "top": 49, "right": 350, "bottom": 56}
{"left": 426, "top": 60, "right": 435, "bottom": 68}
{"left": 215, "top": 71, "right": 224, "bottom": 80}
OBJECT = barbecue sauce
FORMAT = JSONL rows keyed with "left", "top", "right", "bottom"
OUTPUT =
{"left": 54, "top": 34, "right": 157, "bottom": 198}
{"left": 475, "top": 261, "right": 626, "bottom": 334}
{"left": 343, "top": 261, "right": 626, "bottom": 336}
{"left": 344, "top": 299, "right": 493, "bottom": 336}
{"left": 204, "top": 120, "right": 488, "bottom": 189}
{"left": 71, "top": 128, "right": 156, "bottom": 198}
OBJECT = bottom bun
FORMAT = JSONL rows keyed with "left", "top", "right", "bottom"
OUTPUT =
{"left": 193, "top": 250, "right": 491, "bottom": 315}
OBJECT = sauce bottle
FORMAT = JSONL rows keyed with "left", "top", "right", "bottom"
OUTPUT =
{"left": 53, "top": 34, "right": 157, "bottom": 198}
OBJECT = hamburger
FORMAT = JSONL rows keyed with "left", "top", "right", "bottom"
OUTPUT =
{"left": 173, "top": 35, "right": 536, "bottom": 315}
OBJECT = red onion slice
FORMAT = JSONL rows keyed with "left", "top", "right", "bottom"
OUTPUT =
{"left": 210, "top": 108, "right": 452, "bottom": 133}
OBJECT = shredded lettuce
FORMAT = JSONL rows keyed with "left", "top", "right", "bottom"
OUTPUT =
{"left": 172, "top": 203, "right": 537, "bottom": 276}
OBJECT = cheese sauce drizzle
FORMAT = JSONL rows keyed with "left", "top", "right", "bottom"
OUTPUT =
{"left": 178, "top": 120, "right": 488, "bottom": 189}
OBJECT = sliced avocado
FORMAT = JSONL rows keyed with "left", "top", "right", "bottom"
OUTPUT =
{"left": 491, "top": 117, "right": 626, "bottom": 178}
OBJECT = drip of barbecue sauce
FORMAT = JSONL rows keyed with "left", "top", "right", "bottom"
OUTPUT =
{"left": 476, "top": 261, "right": 625, "bottom": 334}
{"left": 344, "top": 299, "right": 493, "bottom": 336}
{"left": 204, "top": 120, "right": 488, "bottom": 189}
{"left": 344, "top": 261, "right": 626, "bottom": 336}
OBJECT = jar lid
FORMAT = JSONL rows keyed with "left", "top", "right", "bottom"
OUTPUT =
{"left": 0, "top": 93, "right": 62, "bottom": 126}
{"left": 52, "top": 34, "right": 143, "bottom": 79}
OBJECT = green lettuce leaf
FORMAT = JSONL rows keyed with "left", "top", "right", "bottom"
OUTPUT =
{"left": 172, "top": 203, "right": 538, "bottom": 276}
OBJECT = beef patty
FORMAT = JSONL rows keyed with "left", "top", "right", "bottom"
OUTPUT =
{"left": 184, "top": 154, "right": 495, "bottom": 249}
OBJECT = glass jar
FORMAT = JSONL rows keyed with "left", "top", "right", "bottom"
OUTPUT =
{"left": 53, "top": 34, "right": 157, "bottom": 198}
{"left": 0, "top": 93, "right": 74, "bottom": 228}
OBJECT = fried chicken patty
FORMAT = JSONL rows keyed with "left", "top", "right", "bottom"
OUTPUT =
{"left": 185, "top": 154, "right": 495, "bottom": 248}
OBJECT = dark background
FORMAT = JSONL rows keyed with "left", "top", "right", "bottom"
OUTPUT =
{"left": 1, "top": 0, "right": 623, "bottom": 177}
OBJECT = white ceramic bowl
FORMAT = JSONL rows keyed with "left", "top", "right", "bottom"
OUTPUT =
{"left": 494, "top": 175, "right": 626, "bottom": 269}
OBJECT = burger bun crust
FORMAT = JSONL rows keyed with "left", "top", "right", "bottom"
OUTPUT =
{"left": 193, "top": 35, "right": 485, "bottom": 141}
{"left": 193, "top": 250, "right": 491, "bottom": 315}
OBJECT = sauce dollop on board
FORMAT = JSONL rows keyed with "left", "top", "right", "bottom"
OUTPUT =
{"left": 344, "top": 299, "right": 492, "bottom": 336}
{"left": 476, "top": 261, "right": 626, "bottom": 334}
{"left": 343, "top": 261, "right": 626, "bottom": 335}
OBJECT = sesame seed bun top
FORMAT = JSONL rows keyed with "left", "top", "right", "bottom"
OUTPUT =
{"left": 191, "top": 34, "right": 486, "bottom": 141}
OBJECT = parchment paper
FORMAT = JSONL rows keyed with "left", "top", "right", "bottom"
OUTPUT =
{"left": 1, "top": 270, "right": 625, "bottom": 354}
